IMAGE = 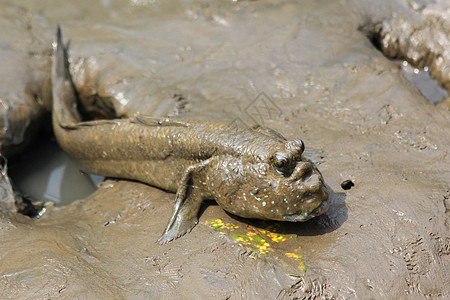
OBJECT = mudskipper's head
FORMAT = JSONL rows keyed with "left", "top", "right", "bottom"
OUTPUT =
{"left": 210, "top": 139, "right": 329, "bottom": 222}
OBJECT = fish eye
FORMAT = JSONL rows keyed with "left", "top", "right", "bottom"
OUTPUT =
{"left": 272, "top": 154, "right": 289, "bottom": 170}
{"left": 297, "top": 139, "right": 305, "bottom": 153}
{"left": 286, "top": 139, "right": 305, "bottom": 158}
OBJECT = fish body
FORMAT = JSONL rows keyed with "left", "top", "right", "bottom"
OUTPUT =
{"left": 52, "top": 27, "right": 329, "bottom": 243}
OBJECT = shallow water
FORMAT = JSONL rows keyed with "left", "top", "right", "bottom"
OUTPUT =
{"left": 398, "top": 60, "right": 448, "bottom": 104}
{"left": 8, "top": 135, "right": 100, "bottom": 206}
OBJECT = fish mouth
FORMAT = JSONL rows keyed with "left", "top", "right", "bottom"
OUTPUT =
{"left": 282, "top": 199, "right": 329, "bottom": 222}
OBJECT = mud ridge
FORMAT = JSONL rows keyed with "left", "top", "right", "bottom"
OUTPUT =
{"left": 359, "top": 13, "right": 450, "bottom": 94}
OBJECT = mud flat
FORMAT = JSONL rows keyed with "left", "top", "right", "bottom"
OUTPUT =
{"left": 0, "top": 0, "right": 449, "bottom": 298}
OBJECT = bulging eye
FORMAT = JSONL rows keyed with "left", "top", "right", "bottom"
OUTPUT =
{"left": 273, "top": 154, "right": 288, "bottom": 170}
{"left": 272, "top": 152, "right": 296, "bottom": 176}
{"left": 286, "top": 139, "right": 305, "bottom": 158}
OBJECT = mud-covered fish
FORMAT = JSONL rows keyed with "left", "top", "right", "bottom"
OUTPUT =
{"left": 52, "top": 28, "right": 329, "bottom": 243}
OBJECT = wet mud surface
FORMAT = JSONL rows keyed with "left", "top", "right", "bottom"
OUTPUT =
{"left": 1, "top": 0, "right": 449, "bottom": 298}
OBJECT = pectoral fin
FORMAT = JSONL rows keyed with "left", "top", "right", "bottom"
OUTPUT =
{"left": 159, "top": 158, "right": 215, "bottom": 244}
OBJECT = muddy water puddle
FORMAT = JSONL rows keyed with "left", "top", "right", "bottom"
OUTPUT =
{"left": 9, "top": 134, "right": 103, "bottom": 206}
{"left": 397, "top": 60, "right": 448, "bottom": 104}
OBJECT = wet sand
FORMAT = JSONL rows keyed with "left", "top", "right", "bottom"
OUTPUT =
{"left": 0, "top": 0, "right": 449, "bottom": 298}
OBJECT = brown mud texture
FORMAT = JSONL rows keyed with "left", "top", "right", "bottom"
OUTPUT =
{"left": 1, "top": 0, "right": 449, "bottom": 298}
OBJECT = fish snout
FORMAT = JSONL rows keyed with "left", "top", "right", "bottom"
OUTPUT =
{"left": 289, "top": 161, "right": 325, "bottom": 192}
{"left": 282, "top": 160, "right": 329, "bottom": 222}
{"left": 288, "top": 161, "right": 314, "bottom": 182}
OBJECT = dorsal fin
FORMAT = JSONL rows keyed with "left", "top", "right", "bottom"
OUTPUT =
{"left": 249, "top": 123, "right": 286, "bottom": 141}
{"left": 59, "top": 119, "right": 120, "bottom": 130}
{"left": 132, "top": 115, "right": 190, "bottom": 127}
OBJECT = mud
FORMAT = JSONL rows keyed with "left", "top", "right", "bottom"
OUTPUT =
{"left": 0, "top": 3, "right": 52, "bottom": 157}
{"left": 0, "top": 0, "right": 449, "bottom": 298}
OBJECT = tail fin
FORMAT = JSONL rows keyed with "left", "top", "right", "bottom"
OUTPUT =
{"left": 52, "top": 26, "right": 86, "bottom": 127}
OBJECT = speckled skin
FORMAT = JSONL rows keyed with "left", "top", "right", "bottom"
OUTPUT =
{"left": 52, "top": 28, "right": 329, "bottom": 243}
